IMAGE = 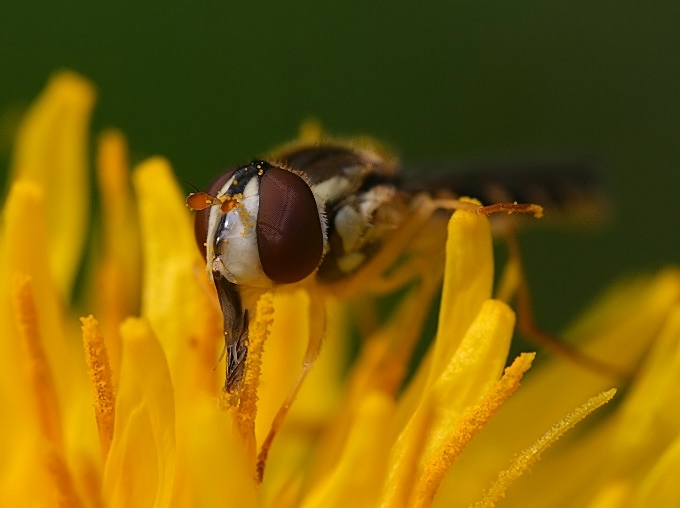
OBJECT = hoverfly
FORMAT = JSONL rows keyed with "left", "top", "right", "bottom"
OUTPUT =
{"left": 187, "top": 131, "right": 604, "bottom": 480}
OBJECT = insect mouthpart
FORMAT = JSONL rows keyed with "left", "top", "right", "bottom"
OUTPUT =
{"left": 212, "top": 271, "right": 248, "bottom": 393}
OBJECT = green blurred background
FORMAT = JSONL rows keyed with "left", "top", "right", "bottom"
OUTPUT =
{"left": 1, "top": 1, "right": 678, "bottom": 332}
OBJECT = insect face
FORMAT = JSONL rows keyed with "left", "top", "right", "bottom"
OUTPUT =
{"left": 195, "top": 161, "right": 327, "bottom": 288}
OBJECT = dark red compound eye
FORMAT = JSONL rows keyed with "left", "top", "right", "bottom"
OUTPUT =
{"left": 256, "top": 168, "right": 324, "bottom": 284}
{"left": 193, "top": 168, "right": 237, "bottom": 260}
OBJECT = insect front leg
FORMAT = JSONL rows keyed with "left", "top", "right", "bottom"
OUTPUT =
{"left": 329, "top": 194, "right": 443, "bottom": 298}
{"left": 256, "top": 287, "right": 327, "bottom": 483}
{"left": 325, "top": 199, "right": 451, "bottom": 400}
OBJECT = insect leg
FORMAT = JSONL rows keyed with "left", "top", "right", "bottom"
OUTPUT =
{"left": 500, "top": 228, "right": 633, "bottom": 381}
{"left": 255, "top": 290, "right": 327, "bottom": 483}
{"left": 329, "top": 194, "right": 440, "bottom": 298}
{"left": 337, "top": 195, "right": 538, "bottom": 297}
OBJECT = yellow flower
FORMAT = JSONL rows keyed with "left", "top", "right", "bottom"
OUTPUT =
{"left": 1, "top": 71, "right": 679, "bottom": 507}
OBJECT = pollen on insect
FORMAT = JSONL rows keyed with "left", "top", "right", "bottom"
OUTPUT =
{"left": 221, "top": 196, "right": 239, "bottom": 213}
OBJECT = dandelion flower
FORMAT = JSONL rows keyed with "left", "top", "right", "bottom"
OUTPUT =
{"left": 1, "top": 71, "right": 678, "bottom": 507}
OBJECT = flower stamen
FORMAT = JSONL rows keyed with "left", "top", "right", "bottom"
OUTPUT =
{"left": 225, "top": 292, "right": 275, "bottom": 477}
{"left": 473, "top": 388, "right": 617, "bottom": 508}
{"left": 11, "top": 273, "right": 63, "bottom": 449}
{"left": 44, "top": 443, "right": 84, "bottom": 508}
{"left": 413, "top": 352, "right": 535, "bottom": 507}
{"left": 80, "top": 315, "right": 116, "bottom": 460}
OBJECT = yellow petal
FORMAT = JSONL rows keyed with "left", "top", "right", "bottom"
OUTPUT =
{"left": 9, "top": 71, "right": 95, "bottom": 297}
{"left": 103, "top": 318, "right": 176, "bottom": 508}
{"left": 302, "top": 392, "right": 395, "bottom": 508}
{"left": 397, "top": 209, "right": 494, "bottom": 426}
{"left": 257, "top": 290, "right": 311, "bottom": 444}
{"left": 429, "top": 209, "right": 494, "bottom": 381}
{"left": 293, "top": 295, "right": 346, "bottom": 422}
{"left": 636, "top": 432, "right": 680, "bottom": 506}
{"left": 182, "top": 394, "right": 258, "bottom": 508}
{"left": 587, "top": 482, "right": 632, "bottom": 508}
{"left": 258, "top": 291, "right": 349, "bottom": 497}
{"left": 381, "top": 299, "right": 516, "bottom": 507}
{"left": 132, "top": 157, "right": 211, "bottom": 384}
{"left": 423, "top": 300, "right": 516, "bottom": 462}
{"left": 414, "top": 352, "right": 535, "bottom": 507}
{"left": 2, "top": 180, "right": 70, "bottom": 412}
{"left": 484, "top": 273, "right": 676, "bottom": 445}
{"left": 94, "top": 129, "right": 140, "bottom": 376}
{"left": 610, "top": 304, "right": 680, "bottom": 460}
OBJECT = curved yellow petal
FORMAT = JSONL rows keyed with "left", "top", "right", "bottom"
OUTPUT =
{"left": 636, "top": 433, "right": 680, "bottom": 506}
{"left": 396, "top": 209, "right": 495, "bottom": 430}
{"left": 94, "top": 130, "right": 140, "bottom": 376}
{"left": 132, "top": 157, "right": 211, "bottom": 383}
{"left": 10, "top": 71, "right": 95, "bottom": 297}
{"left": 182, "top": 394, "right": 257, "bottom": 508}
{"left": 611, "top": 304, "right": 680, "bottom": 458}
{"left": 381, "top": 300, "right": 516, "bottom": 507}
{"left": 302, "top": 392, "right": 395, "bottom": 508}
{"left": 2, "top": 180, "right": 70, "bottom": 405}
{"left": 429, "top": 209, "right": 494, "bottom": 381}
{"left": 257, "top": 290, "right": 311, "bottom": 443}
{"left": 103, "top": 318, "right": 176, "bottom": 508}
{"left": 415, "top": 353, "right": 535, "bottom": 508}
{"left": 423, "top": 300, "right": 516, "bottom": 462}
{"left": 587, "top": 482, "right": 632, "bottom": 508}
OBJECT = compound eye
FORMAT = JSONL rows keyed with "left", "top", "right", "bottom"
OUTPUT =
{"left": 257, "top": 168, "right": 324, "bottom": 284}
{"left": 194, "top": 168, "right": 236, "bottom": 259}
